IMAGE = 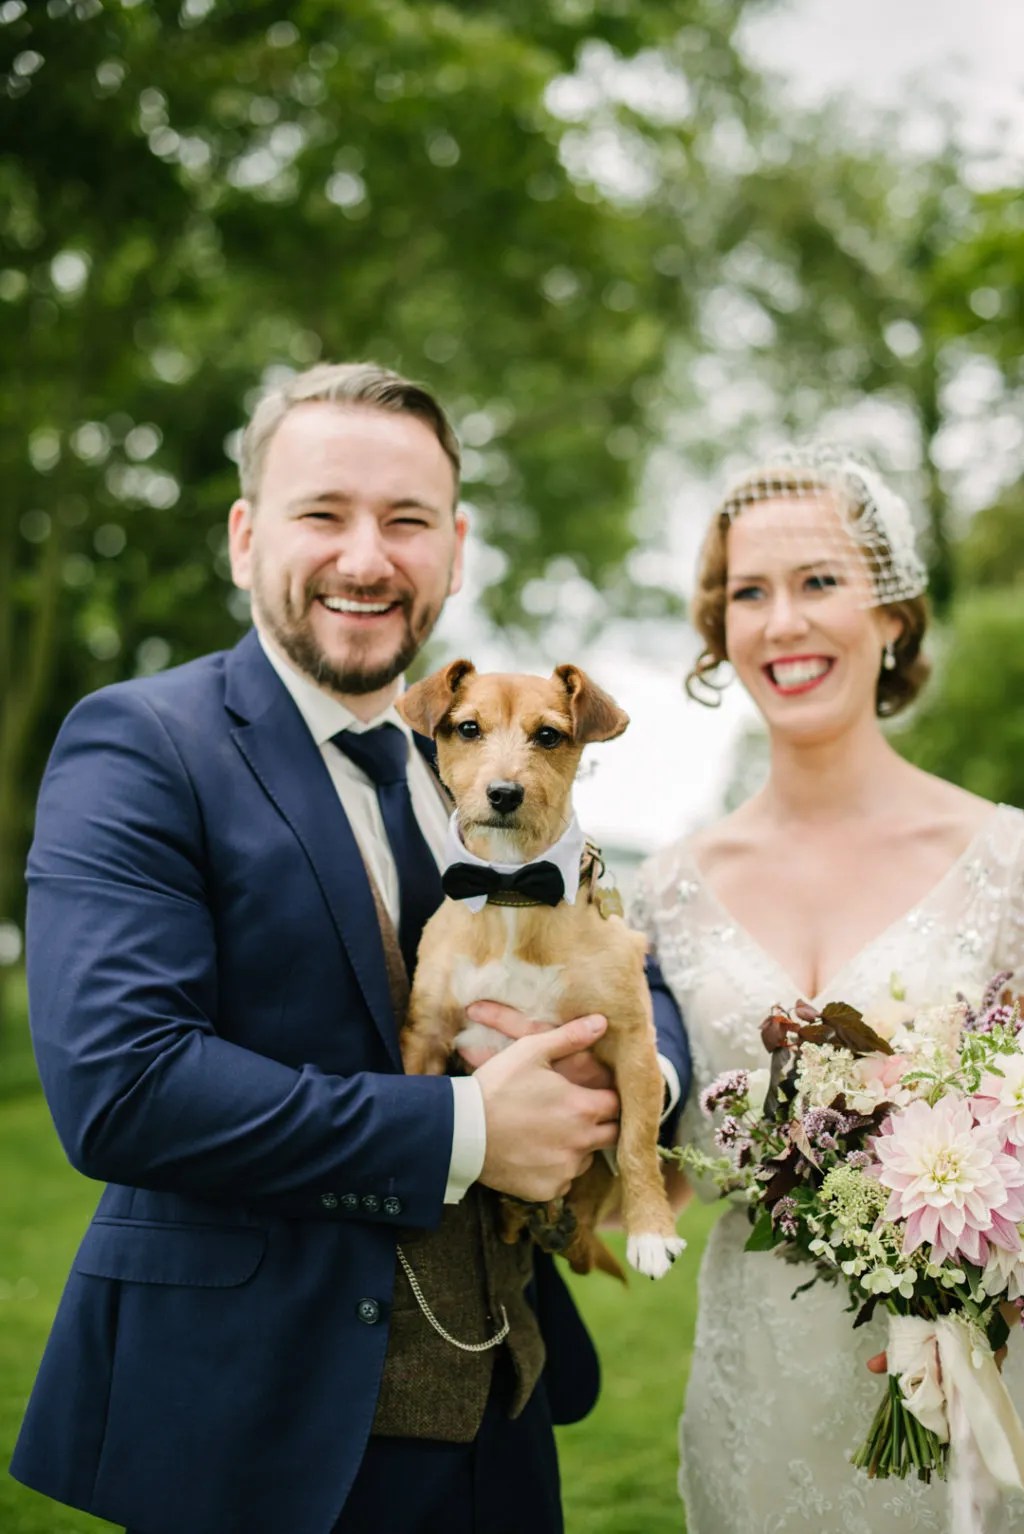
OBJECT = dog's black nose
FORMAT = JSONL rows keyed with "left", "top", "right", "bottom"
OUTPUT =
{"left": 486, "top": 780, "right": 525, "bottom": 815}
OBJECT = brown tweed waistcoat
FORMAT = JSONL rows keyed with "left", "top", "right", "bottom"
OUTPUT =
{"left": 365, "top": 872, "right": 546, "bottom": 1443}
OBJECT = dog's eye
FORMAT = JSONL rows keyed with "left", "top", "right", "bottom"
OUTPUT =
{"left": 455, "top": 720, "right": 481, "bottom": 740}
{"left": 535, "top": 727, "right": 564, "bottom": 750}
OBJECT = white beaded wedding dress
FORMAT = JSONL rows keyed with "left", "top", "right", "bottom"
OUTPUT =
{"left": 632, "top": 802, "right": 1024, "bottom": 1534}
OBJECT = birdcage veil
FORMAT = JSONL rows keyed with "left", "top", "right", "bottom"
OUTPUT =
{"left": 717, "top": 444, "right": 928, "bottom": 607}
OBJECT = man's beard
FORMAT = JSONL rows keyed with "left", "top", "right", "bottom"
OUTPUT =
{"left": 254, "top": 566, "right": 445, "bottom": 697}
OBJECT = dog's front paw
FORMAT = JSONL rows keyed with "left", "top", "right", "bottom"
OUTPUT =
{"left": 626, "top": 1233, "right": 686, "bottom": 1280}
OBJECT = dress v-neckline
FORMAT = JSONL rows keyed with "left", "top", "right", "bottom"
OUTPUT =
{"left": 682, "top": 805, "right": 1004, "bottom": 1006}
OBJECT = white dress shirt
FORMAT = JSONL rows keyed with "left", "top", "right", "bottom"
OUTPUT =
{"left": 256, "top": 630, "right": 485, "bottom": 1203}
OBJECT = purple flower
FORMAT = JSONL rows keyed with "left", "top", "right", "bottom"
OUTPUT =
{"left": 714, "top": 1115, "right": 742, "bottom": 1148}
{"left": 772, "top": 1195, "right": 799, "bottom": 1238}
{"left": 700, "top": 1070, "right": 750, "bottom": 1118}
{"left": 802, "top": 1106, "right": 855, "bottom": 1148}
{"left": 983, "top": 1005, "right": 1019, "bottom": 1035}
{"left": 982, "top": 970, "right": 1015, "bottom": 1013}
{"left": 963, "top": 971, "right": 1019, "bottom": 1034}
{"left": 846, "top": 1150, "right": 871, "bottom": 1169}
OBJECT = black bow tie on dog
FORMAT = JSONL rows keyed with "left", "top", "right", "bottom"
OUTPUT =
{"left": 441, "top": 860, "right": 565, "bottom": 907}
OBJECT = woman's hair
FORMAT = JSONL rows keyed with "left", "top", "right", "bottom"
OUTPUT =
{"left": 685, "top": 467, "right": 930, "bottom": 718}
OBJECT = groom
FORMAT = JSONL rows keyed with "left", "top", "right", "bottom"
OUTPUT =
{"left": 10, "top": 361, "right": 689, "bottom": 1534}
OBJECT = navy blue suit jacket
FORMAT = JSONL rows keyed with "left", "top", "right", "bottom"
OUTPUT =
{"left": 11, "top": 630, "right": 690, "bottom": 1534}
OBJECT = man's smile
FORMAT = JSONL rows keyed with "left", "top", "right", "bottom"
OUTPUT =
{"left": 316, "top": 594, "right": 403, "bottom": 622}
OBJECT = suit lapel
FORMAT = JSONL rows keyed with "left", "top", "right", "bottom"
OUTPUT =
{"left": 224, "top": 631, "right": 402, "bottom": 1068}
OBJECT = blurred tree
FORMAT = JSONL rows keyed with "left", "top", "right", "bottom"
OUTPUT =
{"left": 0, "top": 0, "right": 772, "bottom": 967}
{"left": 4, "top": 0, "right": 1020, "bottom": 995}
{"left": 894, "top": 473, "right": 1024, "bottom": 809}
{"left": 955, "top": 482, "right": 1024, "bottom": 593}
{"left": 895, "top": 588, "right": 1024, "bottom": 808}
{"left": 932, "top": 184, "right": 1024, "bottom": 389}
{"left": 656, "top": 104, "right": 1024, "bottom": 615}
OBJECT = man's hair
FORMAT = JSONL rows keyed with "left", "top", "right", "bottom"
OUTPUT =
{"left": 238, "top": 361, "right": 462, "bottom": 503}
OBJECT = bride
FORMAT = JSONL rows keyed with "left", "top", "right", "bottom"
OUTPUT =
{"left": 631, "top": 446, "right": 1024, "bottom": 1533}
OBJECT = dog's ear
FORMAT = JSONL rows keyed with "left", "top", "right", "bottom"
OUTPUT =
{"left": 553, "top": 664, "right": 629, "bottom": 744}
{"left": 396, "top": 659, "right": 476, "bottom": 737}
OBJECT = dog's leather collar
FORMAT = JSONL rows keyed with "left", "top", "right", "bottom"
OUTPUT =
{"left": 485, "top": 889, "right": 550, "bottom": 909}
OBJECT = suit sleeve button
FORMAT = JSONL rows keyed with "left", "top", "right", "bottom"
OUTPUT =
{"left": 340, "top": 1193, "right": 359, "bottom": 1212}
{"left": 356, "top": 1298, "right": 380, "bottom": 1325}
{"left": 320, "top": 1192, "right": 339, "bottom": 1210}
{"left": 361, "top": 1194, "right": 381, "bottom": 1213}
{"left": 383, "top": 1196, "right": 402, "bottom": 1216}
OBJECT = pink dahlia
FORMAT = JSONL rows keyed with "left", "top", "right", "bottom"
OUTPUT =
{"left": 872, "top": 1095, "right": 1024, "bottom": 1267}
{"left": 972, "top": 1055, "right": 1024, "bottom": 1149}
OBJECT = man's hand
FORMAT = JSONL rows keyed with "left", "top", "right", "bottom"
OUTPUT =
{"left": 459, "top": 1000, "right": 615, "bottom": 1090}
{"left": 473, "top": 1014, "right": 620, "bottom": 1202}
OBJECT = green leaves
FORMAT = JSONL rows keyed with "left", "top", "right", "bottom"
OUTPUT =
{"left": 743, "top": 1209, "right": 778, "bottom": 1253}
{"left": 897, "top": 587, "right": 1024, "bottom": 810}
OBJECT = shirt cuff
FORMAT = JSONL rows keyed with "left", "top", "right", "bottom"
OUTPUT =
{"left": 658, "top": 1053, "right": 681, "bottom": 1122}
{"left": 444, "top": 1076, "right": 487, "bottom": 1204}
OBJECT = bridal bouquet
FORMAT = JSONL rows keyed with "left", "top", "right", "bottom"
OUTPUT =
{"left": 678, "top": 971, "right": 1024, "bottom": 1517}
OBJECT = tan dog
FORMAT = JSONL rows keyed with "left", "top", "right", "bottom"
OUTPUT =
{"left": 396, "top": 659, "right": 684, "bottom": 1280}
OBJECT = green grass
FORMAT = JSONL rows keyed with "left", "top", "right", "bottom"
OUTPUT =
{"left": 0, "top": 1093, "right": 114, "bottom": 1534}
{"left": 0, "top": 973, "right": 38, "bottom": 1105}
{"left": 0, "top": 1087, "right": 715, "bottom": 1533}
{"left": 558, "top": 1210, "right": 717, "bottom": 1533}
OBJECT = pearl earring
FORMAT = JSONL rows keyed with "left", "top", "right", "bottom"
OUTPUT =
{"left": 882, "top": 642, "right": 897, "bottom": 672}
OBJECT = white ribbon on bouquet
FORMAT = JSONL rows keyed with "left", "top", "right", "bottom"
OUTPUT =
{"left": 888, "top": 1313, "right": 1024, "bottom": 1532}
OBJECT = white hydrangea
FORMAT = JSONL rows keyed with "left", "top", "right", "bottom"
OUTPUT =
{"left": 794, "top": 1043, "right": 856, "bottom": 1108}
{"left": 891, "top": 1001, "right": 968, "bottom": 1072}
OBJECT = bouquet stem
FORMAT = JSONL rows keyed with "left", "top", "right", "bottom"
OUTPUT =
{"left": 850, "top": 1375, "right": 949, "bottom": 1483}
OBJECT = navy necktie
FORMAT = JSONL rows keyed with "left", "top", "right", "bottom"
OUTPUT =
{"left": 333, "top": 725, "right": 443, "bottom": 975}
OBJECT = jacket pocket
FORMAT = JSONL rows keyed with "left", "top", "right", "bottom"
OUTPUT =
{"left": 73, "top": 1218, "right": 266, "bottom": 1288}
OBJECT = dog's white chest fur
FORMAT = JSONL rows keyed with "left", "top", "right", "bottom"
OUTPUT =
{"left": 450, "top": 918, "right": 565, "bottom": 1052}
